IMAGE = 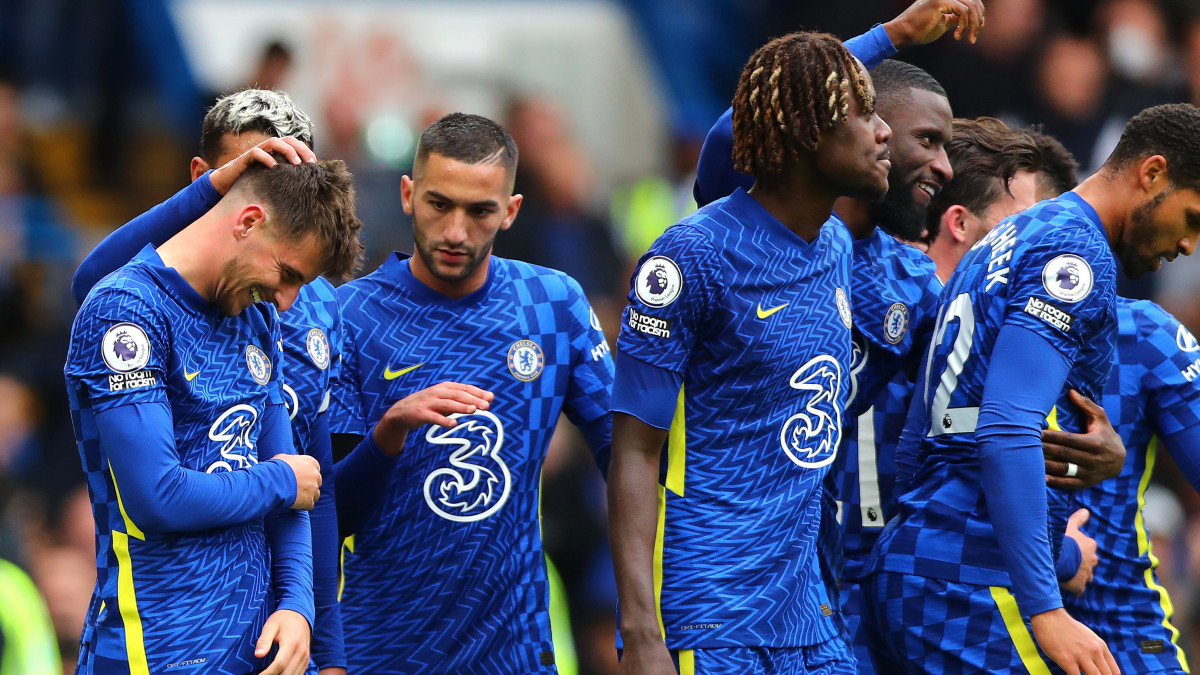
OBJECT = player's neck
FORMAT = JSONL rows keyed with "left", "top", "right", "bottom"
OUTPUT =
{"left": 155, "top": 218, "right": 225, "bottom": 303}
{"left": 925, "top": 237, "right": 963, "bottom": 283}
{"left": 747, "top": 172, "right": 837, "bottom": 242}
{"left": 831, "top": 196, "right": 874, "bottom": 238}
{"left": 1072, "top": 171, "right": 1130, "bottom": 246}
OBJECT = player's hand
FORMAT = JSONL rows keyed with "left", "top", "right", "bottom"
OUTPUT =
{"left": 1061, "top": 509, "right": 1099, "bottom": 597}
{"left": 883, "top": 0, "right": 985, "bottom": 47}
{"left": 256, "top": 609, "right": 312, "bottom": 675}
{"left": 1030, "top": 608, "right": 1120, "bottom": 675}
{"left": 617, "top": 638, "right": 677, "bottom": 675}
{"left": 1044, "top": 389, "right": 1125, "bottom": 490}
{"left": 209, "top": 136, "right": 316, "bottom": 195}
{"left": 275, "top": 454, "right": 323, "bottom": 510}
{"left": 373, "top": 382, "right": 495, "bottom": 456}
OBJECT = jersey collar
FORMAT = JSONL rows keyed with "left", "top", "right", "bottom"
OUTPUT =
{"left": 134, "top": 245, "right": 216, "bottom": 317}
{"left": 383, "top": 251, "right": 497, "bottom": 307}
{"left": 1058, "top": 191, "right": 1106, "bottom": 240}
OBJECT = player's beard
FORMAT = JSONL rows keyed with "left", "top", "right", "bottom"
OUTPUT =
{"left": 412, "top": 223, "right": 493, "bottom": 284}
{"left": 214, "top": 256, "right": 258, "bottom": 316}
{"left": 1121, "top": 190, "right": 1168, "bottom": 278}
{"left": 869, "top": 178, "right": 927, "bottom": 242}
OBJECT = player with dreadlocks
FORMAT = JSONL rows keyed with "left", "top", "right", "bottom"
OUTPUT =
{"left": 609, "top": 31, "right": 889, "bottom": 675}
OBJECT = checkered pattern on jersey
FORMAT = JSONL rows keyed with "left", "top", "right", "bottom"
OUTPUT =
{"left": 862, "top": 571, "right": 1067, "bottom": 675}
{"left": 839, "top": 579, "right": 877, "bottom": 675}
{"left": 839, "top": 372, "right": 912, "bottom": 583}
{"left": 331, "top": 254, "right": 612, "bottom": 673}
{"left": 845, "top": 228, "right": 941, "bottom": 417}
{"left": 618, "top": 189, "right": 853, "bottom": 649}
{"left": 280, "top": 278, "right": 341, "bottom": 454}
{"left": 64, "top": 248, "right": 283, "bottom": 673}
{"left": 870, "top": 194, "right": 1118, "bottom": 594}
{"left": 669, "top": 638, "right": 857, "bottom": 675}
{"left": 1064, "top": 298, "right": 1194, "bottom": 674}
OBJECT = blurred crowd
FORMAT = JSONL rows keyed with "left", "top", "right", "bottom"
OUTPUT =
{"left": 3, "top": 0, "right": 1200, "bottom": 672}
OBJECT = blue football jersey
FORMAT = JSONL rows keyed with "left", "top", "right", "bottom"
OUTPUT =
{"left": 1064, "top": 298, "right": 1195, "bottom": 673}
{"left": 329, "top": 254, "right": 612, "bottom": 673}
{"left": 65, "top": 246, "right": 285, "bottom": 673}
{"left": 617, "top": 188, "right": 854, "bottom": 650}
{"left": 833, "top": 230, "right": 940, "bottom": 584}
{"left": 279, "top": 278, "right": 340, "bottom": 452}
{"left": 838, "top": 372, "right": 912, "bottom": 583}
{"left": 870, "top": 192, "right": 1117, "bottom": 591}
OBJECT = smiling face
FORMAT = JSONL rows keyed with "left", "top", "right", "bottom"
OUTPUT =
{"left": 214, "top": 219, "right": 323, "bottom": 317}
{"left": 1119, "top": 185, "right": 1200, "bottom": 278}
{"left": 871, "top": 87, "right": 954, "bottom": 241}
{"left": 402, "top": 152, "right": 522, "bottom": 298}
{"left": 814, "top": 73, "right": 893, "bottom": 200}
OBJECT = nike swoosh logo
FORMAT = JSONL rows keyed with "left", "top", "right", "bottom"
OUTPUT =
{"left": 383, "top": 363, "right": 423, "bottom": 380}
{"left": 184, "top": 370, "right": 201, "bottom": 381}
{"left": 756, "top": 303, "right": 789, "bottom": 319}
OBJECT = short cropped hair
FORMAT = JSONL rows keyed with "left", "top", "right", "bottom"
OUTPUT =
{"left": 926, "top": 117, "right": 1042, "bottom": 241}
{"left": 1020, "top": 125, "right": 1078, "bottom": 197}
{"left": 1105, "top": 103, "right": 1200, "bottom": 190}
{"left": 871, "top": 59, "right": 947, "bottom": 114}
{"left": 731, "top": 31, "right": 873, "bottom": 184}
{"left": 414, "top": 113, "right": 519, "bottom": 181}
{"left": 230, "top": 159, "right": 363, "bottom": 280}
{"left": 201, "top": 89, "right": 315, "bottom": 165}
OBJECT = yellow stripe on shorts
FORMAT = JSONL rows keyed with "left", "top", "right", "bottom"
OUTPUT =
{"left": 990, "top": 586, "right": 1051, "bottom": 675}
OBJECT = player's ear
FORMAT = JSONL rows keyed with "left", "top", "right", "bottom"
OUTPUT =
{"left": 232, "top": 204, "right": 267, "bottom": 240}
{"left": 944, "top": 205, "right": 969, "bottom": 244}
{"left": 1137, "top": 154, "right": 1168, "bottom": 194}
{"left": 500, "top": 193, "right": 523, "bottom": 231}
{"left": 400, "top": 175, "right": 415, "bottom": 216}
{"left": 190, "top": 156, "right": 210, "bottom": 183}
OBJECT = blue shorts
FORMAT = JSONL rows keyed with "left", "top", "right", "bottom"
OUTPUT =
{"left": 861, "top": 570, "right": 1067, "bottom": 675}
{"left": 664, "top": 637, "right": 857, "bottom": 675}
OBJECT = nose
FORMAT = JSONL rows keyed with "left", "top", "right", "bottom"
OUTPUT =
{"left": 443, "top": 211, "right": 469, "bottom": 245}
{"left": 932, "top": 147, "right": 953, "bottom": 183}
{"left": 275, "top": 284, "right": 302, "bottom": 312}
{"left": 874, "top": 114, "right": 892, "bottom": 145}
{"left": 1180, "top": 236, "right": 1197, "bottom": 257}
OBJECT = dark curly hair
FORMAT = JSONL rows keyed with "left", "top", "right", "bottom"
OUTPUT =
{"left": 1105, "top": 104, "right": 1200, "bottom": 190}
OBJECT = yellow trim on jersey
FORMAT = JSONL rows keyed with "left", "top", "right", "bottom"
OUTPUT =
{"left": 1045, "top": 405, "right": 1061, "bottom": 432}
{"left": 108, "top": 464, "right": 145, "bottom": 541}
{"left": 1135, "top": 437, "right": 1190, "bottom": 672}
{"left": 677, "top": 648, "right": 695, "bottom": 675}
{"left": 652, "top": 484, "right": 668, "bottom": 639}
{"left": 545, "top": 555, "right": 578, "bottom": 675}
{"left": 666, "top": 386, "right": 687, "bottom": 497}
{"left": 112, "top": 531, "right": 150, "bottom": 675}
{"left": 990, "top": 586, "right": 1052, "bottom": 675}
{"left": 338, "top": 534, "right": 355, "bottom": 602}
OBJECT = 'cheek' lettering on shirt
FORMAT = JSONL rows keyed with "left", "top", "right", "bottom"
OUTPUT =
{"left": 985, "top": 222, "right": 1018, "bottom": 291}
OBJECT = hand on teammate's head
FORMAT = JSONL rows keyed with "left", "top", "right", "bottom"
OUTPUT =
{"left": 210, "top": 136, "right": 317, "bottom": 196}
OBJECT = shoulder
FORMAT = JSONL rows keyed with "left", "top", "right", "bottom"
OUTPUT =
{"left": 77, "top": 263, "right": 167, "bottom": 324}
{"left": 301, "top": 276, "right": 338, "bottom": 305}
{"left": 1125, "top": 298, "right": 1189, "bottom": 341}
{"left": 494, "top": 257, "right": 588, "bottom": 303}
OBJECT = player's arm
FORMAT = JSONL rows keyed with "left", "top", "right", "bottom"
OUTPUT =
{"left": 609, "top": 351, "right": 680, "bottom": 674}
{"left": 976, "top": 325, "right": 1117, "bottom": 674}
{"left": 97, "top": 402, "right": 320, "bottom": 531}
{"left": 561, "top": 281, "right": 616, "bottom": 477}
{"left": 257, "top": 401, "right": 315, "bottom": 675}
{"left": 70, "top": 137, "right": 315, "bottom": 305}
{"left": 1042, "top": 389, "right": 1126, "bottom": 490}
{"left": 333, "top": 383, "right": 495, "bottom": 536}
{"left": 306, "top": 412, "right": 345, "bottom": 672}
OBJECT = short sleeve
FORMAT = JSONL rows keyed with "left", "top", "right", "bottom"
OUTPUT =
{"left": 65, "top": 286, "right": 170, "bottom": 411}
{"left": 1004, "top": 227, "right": 1116, "bottom": 363}
{"left": 327, "top": 310, "right": 368, "bottom": 436}
{"left": 616, "top": 225, "right": 722, "bottom": 373}
{"left": 563, "top": 278, "right": 614, "bottom": 425}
